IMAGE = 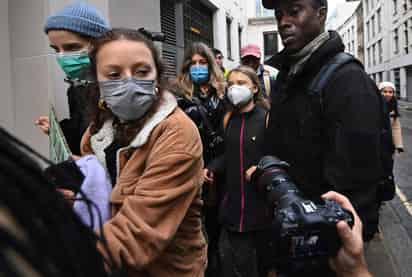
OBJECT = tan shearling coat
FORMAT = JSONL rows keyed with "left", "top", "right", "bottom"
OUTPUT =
{"left": 81, "top": 92, "right": 207, "bottom": 277}
{"left": 390, "top": 112, "right": 404, "bottom": 150}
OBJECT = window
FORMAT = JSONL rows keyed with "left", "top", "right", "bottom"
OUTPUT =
{"left": 255, "top": 0, "right": 273, "bottom": 17}
{"left": 367, "top": 21, "right": 370, "bottom": 41}
{"left": 368, "top": 47, "right": 371, "bottom": 67}
{"left": 394, "top": 28, "right": 399, "bottom": 54}
{"left": 184, "top": 1, "right": 214, "bottom": 50}
{"left": 366, "top": 0, "right": 369, "bottom": 12}
{"left": 405, "top": 22, "right": 409, "bottom": 54}
{"left": 378, "top": 40, "right": 383, "bottom": 63}
{"left": 394, "top": 0, "right": 398, "bottom": 15}
{"left": 403, "top": 0, "right": 408, "bottom": 12}
{"left": 371, "top": 15, "right": 375, "bottom": 37}
{"left": 238, "top": 26, "right": 242, "bottom": 59}
{"left": 410, "top": 18, "right": 412, "bottom": 45}
{"left": 226, "top": 17, "right": 232, "bottom": 60}
{"left": 351, "top": 26, "right": 355, "bottom": 40}
{"left": 377, "top": 8, "right": 382, "bottom": 32}
{"left": 263, "top": 31, "right": 278, "bottom": 61}
{"left": 394, "top": 69, "right": 400, "bottom": 96}
{"left": 373, "top": 44, "right": 376, "bottom": 66}
{"left": 161, "top": 0, "right": 177, "bottom": 79}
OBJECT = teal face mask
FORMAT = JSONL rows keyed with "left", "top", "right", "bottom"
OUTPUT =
{"left": 56, "top": 50, "right": 91, "bottom": 79}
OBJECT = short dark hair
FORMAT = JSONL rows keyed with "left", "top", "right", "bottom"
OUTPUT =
{"left": 212, "top": 48, "right": 223, "bottom": 57}
{"left": 263, "top": 0, "right": 328, "bottom": 12}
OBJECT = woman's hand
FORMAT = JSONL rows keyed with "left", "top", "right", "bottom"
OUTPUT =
{"left": 203, "top": 168, "right": 215, "bottom": 184}
{"left": 35, "top": 116, "right": 50, "bottom": 135}
{"left": 57, "top": 189, "right": 76, "bottom": 206}
{"left": 245, "top": 166, "right": 257, "bottom": 182}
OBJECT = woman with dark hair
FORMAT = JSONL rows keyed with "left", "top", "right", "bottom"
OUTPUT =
{"left": 379, "top": 81, "right": 404, "bottom": 154}
{"left": 79, "top": 28, "right": 206, "bottom": 276}
{"left": 173, "top": 42, "right": 226, "bottom": 276}
{"left": 0, "top": 126, "right": 113, "bottom": 277}
{"left": 36, "top": 2, "right": 110, "bottom": 155}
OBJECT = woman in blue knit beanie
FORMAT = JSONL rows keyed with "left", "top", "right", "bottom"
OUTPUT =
{"left": 36, "top": 2, "right": 110, "bottom": 156}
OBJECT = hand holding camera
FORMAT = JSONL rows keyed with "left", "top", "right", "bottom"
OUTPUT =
{"left": 252, "top": 156, "right": 354, "bottom": 274}
{"left": 323, "top": 191, "right": 372, "bottom": 277}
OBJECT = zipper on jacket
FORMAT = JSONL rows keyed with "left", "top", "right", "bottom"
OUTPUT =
{"left": 239, "top": 115, "right": 246, "bottom": 232}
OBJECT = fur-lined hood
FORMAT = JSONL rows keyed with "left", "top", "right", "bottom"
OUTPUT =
{"left": 88, "top": 91, "right": 177, "bottom": 172}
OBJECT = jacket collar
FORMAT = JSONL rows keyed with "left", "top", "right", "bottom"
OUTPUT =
{"left": 91, "top": 90, "right": 177, "bottom": 155}
{"left": 90, "top": 91, "right": 177, "bottom": 174}
{"left": 129, "top": 91, "right": 177, "bottom": 148}
{"left": 267, "top": 30, "right": 344, "bottom": 77}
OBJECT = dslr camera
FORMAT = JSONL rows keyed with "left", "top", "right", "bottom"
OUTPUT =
{"left": 252, "top": 156, "right": 354, "bottom": 270}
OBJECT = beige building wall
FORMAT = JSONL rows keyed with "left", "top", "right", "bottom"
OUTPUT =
{"left": 0, "top": 0, "right": 14, "bottom": 132}
{"left": 7, "top": 0, "right": 52, "bottom": 155}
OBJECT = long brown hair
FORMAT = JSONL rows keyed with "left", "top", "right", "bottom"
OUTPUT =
{"left": 88, "top": 28, "right": 166, "bottom": 146}
{"left": 175, "top": 42, "right": 225, "bottom": 99}
{"left": 227, "top": 66, "right": 270, "bottom": 111}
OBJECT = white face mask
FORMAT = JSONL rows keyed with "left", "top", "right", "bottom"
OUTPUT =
{"left": 227, "top": 85, "right": 253, "bottom": 107}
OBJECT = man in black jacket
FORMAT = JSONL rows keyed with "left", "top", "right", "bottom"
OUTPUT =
{"left": 262, "top": 0, "right": 381, "bottom": 250}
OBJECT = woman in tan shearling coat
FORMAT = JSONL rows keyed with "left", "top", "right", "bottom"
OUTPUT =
{"left": 81, "top": 29, "right": 207, "bottom": 277}
{"left": 379, "top": 82, "right": 404, "bottom": 154}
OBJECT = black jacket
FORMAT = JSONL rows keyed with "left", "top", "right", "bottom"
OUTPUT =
{"left": 265, "top": 31, "right": 381, "bottom": 240}
{"left": 177, "top": 86, "right": 226, "bottom": 165}
{"left": 60, "top": 79, "right": 91, "bottom": 155}
{"left": 209, "top": 106, "right": 270, "bottom": 232}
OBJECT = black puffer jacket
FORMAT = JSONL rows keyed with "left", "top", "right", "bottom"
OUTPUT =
{"left": 176, "top": 86, "right": 226, "bottom": 165}
{"left": 60, "top": 79, "right": 92, "bottom": 155}
{"left": 265, "top": 31, "right": 382, "bottom": 241}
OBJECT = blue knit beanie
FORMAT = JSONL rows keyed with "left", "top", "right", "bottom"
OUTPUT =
{"left": 44, "top": 2, "right": 110, "bottom": 38}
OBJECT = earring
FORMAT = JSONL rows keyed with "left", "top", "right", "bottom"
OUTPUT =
{"left": 98, "top": 99, "right": 107, "bottom": 110}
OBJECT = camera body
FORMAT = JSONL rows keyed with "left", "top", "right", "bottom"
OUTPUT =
{"left": 253, "top": 156, "right": 354, "bottom": 269}
{"left": 273, "top": 197, "right": 353, "bottom": 260}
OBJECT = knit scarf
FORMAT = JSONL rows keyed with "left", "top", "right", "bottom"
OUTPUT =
{"left": 288, "top": 31, "right": 330, "bottom": 77}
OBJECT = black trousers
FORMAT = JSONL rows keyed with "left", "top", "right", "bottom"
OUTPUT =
{"left": 218, "top": 228, "right": 272, "bottom": 277}
{"left": 203, "top": 205, "right": 220, "bottom": 277}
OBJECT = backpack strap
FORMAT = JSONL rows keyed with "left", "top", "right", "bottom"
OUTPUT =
{"left": 308, "top": 52, "right": 361, "bottom": 99}
{"left": 223, "top": 111, "right": 233, "bottom": 131}
{"left": 263, "top": 71, "right": 272, "bottom": 98}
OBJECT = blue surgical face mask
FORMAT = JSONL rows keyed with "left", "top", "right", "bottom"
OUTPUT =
{"left": 56, "top": 50, "right": 91, "bottom": 79}
{"left": 99, "top": 78, "right": 158, "bottom": 122}
{"left": 190, "top": 65, "right": 209, "bottom": 84}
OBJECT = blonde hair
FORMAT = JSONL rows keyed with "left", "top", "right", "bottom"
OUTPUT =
{"left": 176, "top": 42, "right": 225, "bottom": 99}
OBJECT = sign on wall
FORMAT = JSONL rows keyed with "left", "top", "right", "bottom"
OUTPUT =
{"left": 49, "top": 105, "right": 71, "bottom": 163}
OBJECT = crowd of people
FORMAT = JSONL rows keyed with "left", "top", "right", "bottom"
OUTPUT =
{"left": 1, "top": 0, "right": 406, "bottom": 276}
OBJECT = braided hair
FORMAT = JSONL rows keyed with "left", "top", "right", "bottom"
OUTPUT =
{"left": 0, "top": 126, "right": 120, "bottom": 277}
